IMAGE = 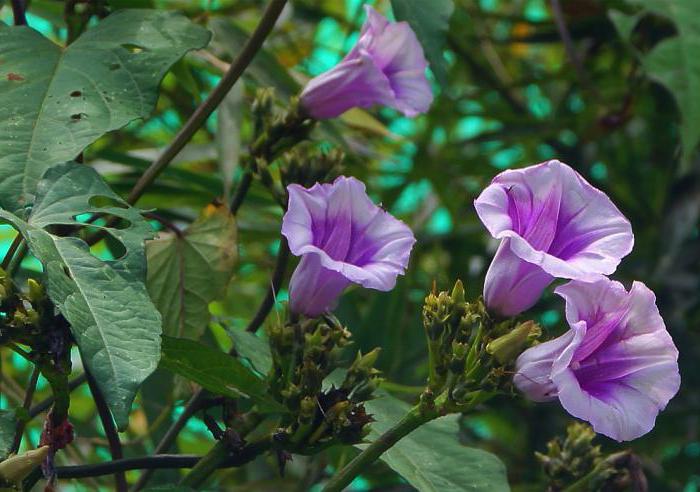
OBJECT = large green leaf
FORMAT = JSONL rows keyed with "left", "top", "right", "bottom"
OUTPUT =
{"left": 391, "top": 0, "right": 454, "bottom": 86}
{"left": 159, "top": 336, "right": 285, "bottom": 413}
{"left": 0, "top": 410, "right": 15, "bottom": 460}
{"left": 619, "top": 0, "right": 700, "bottom": 171}
{"left": 0, "top": 163, "right": 161, "bottom": 430}
{"left": 361, "top": 393, "right": 510, "bottom": 492}
{"left": 147, "top": 204, "right": 237, "bottom": 339}
{"left": 0, "top": 9, "right": 211, "bottom": 212}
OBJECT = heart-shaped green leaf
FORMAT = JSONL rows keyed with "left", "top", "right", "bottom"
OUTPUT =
{"left": 0, "top": 162, "right": 162, "bottom": 430}
{"left": 0, "top": 10, "right": 211, "bottom": 212}
{"left": 147, "top": 203, "right": 237, "bottom": 340}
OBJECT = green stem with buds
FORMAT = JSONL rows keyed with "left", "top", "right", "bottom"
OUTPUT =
{"left": 322, "top": 404, "right": 434, "bottom": 492}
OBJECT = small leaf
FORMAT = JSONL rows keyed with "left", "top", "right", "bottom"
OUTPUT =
{"left": 621, "top": 0, "right": 700, "bottom": 171}
{"left": 208, "top": 18, "right": 300, "bottom": 97}
{"left": 0, "top": 9, "right": 211, "bottom": 211}
{"left": 360, "top": 392, "right": 510, "bottom": 492}
{"left": 0, "top": 163, "right": 162, "bottom": 430}
{"left": 608, "top": 9, "right": 642, "bottom": 44}
{"left": 0, "top": 409, "right": 16, "bottom": 460}
{"left": 228, "top": 327, "right": 273, "bottom": 375}
{"left": 159, "top": 336, "right": 285, "bottom": 413}
{"left": 391, "top": 0, "right": 454, "bottom": 86}
{"left": 147, "top": 203, "right": 238, "bottom": 339}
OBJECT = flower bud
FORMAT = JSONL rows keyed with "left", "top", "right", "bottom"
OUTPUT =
{"left": 486, "top": 320, "right": 541, "bottom": 365}
{"left": 27, "top": 278, "right": 44, "bottom": 303}
{"left": 0, "top": 446, "right": 50, "bottom": 484}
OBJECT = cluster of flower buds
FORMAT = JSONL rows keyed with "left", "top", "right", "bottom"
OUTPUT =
{"left": 537, "top": 422, "right": 646, "bottom": 491}
{"left": 421, "top": 280, "right": 541, "bottom": 407}
{"left": 249, "top": 88, "right": 316, "bottom": 163}
{"left": 0, "top": 270, "right": 56, "bottom": 351}
{"left": 268, "top": 315, "right": 379, "bottom": 449}
{"left": 280, "top": 146, "right": 344, "bottom": 190}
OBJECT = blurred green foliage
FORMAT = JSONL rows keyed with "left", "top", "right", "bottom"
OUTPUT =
{"left": 0, "top": 0, "right": 699, "bottom": 490}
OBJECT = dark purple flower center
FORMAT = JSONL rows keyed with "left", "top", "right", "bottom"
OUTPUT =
{"left": 505, "top": 184, "right": 611, "bottom": 261}
{"left": 312, "top": 212, "right": 380, "bottom": 267}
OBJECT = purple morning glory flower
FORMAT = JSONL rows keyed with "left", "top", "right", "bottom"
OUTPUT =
{"left": 299, "top": 5, "right": 433, "bottom": 120}
{"left": 474, "top": 160, "right": 634, "bottom": 317}
{"left": 514, "top": 278, "right": 680, "bottom": 441}
{"left": 282, "top": 176, "right": 416, "bottom": 317}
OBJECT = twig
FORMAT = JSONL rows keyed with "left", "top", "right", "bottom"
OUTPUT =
{"left": 24, "top": 450, "right": 269, "bottom": 489}
{"left": 143, "top": 211, "right": 184, "bottom": 238}
{"left": 29, "top": 373, "right": 87, "bottom": 418}
{"left": 549, "top": 0, "right": 591, "bottom": 92}
{"left": 246, "top": 236, "right": 290, "bottom": 333}
{"left": 10, "top": 367, "right": 39, "bottom": 454}
{"left": 10, "top": 0, "right": 26, "bottom": 26}
{"left": 126, "top": 0, "right": 289, "bottom": 205}
{"left": 229, "top": 172, "right": 254, "bottom": 215}
{"left": 86, "top": 370, "right": 127, "bottom": 492}
{"left": 1, "top": 234, "right": 23, "bottom": 270}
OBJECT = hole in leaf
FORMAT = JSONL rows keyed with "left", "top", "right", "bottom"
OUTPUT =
{"left": 90, "top": 230, "right": 127, "bottom": 261}
{"left": 70, "top": 90, "right": 82, "bottom": 97}
{"left": 121, "top": 43, "right": 146, "bottom": 54}
{"left": 62, "top": 265, "right": 72, "bottom": 279}
{"left": 89, "top": 195, "right": 129, "bottom": 209}
{"left": 109, "top": 63, "right": 121, "bottom": 71}
{"left": 73, "top": 213, "right": 132, "bottom": 230}
{"left": 70, "top": 113, "right": 84, "bottom": 121}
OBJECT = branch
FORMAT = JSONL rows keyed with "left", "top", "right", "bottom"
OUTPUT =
{"left": 86, "top": 370, "right": 127, "bottom": 492}
{"left": 126, "top": 0, "right": 289, "bottom": 205}
{"left": 549, "top": 0, "right": 592, "bottom": 93}
{"left": 29, "top": 373, "right": 87, "bottom": 418}
{"left": 23, "top": 449, "right": 269, "bottom": 489}
{"left": 10, "top": 367, "right": 39, "bottom": 454}
{"left": 10, "top": 0, "right": 26, "bottom": 26}
{"left": 229, "top": 171, "right": 254, "bottom": 215}
{"left": 1, "top": 235, "right": 23, "bottom": 270}
{"left": 246, "top": 236, "right": 290, "bottom": 333}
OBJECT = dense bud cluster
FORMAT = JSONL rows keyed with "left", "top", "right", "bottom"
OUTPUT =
{"left": 268, "top": 315, "right": 379, "bottom": 449}
{"left": 421, "top": 280, "right": 541, "bottom": 406}
{"left": 537, "top": 422, "right": 645, "bottom": 491}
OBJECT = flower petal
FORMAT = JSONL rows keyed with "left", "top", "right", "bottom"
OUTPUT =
{"left": 288, "top": 253, "right": 351, "bottom": 317}
{"left": 514, "top": 328, "right": 578, "bottom": 402}
{"left": 483, "top": 239, "right": 554, "bottom": 317}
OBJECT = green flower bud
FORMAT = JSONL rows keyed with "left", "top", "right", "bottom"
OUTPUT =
{"left": 451, "top": 279, "right": 465, "bottom": 305}
{"left": 27, "top": 279, "right": 44, "bottom": 303}
{"left": 299, "top": 396, "right": 317, "bottom": 421}
{"left": 486, "top": 320, "right": 542, "bottom": 365}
